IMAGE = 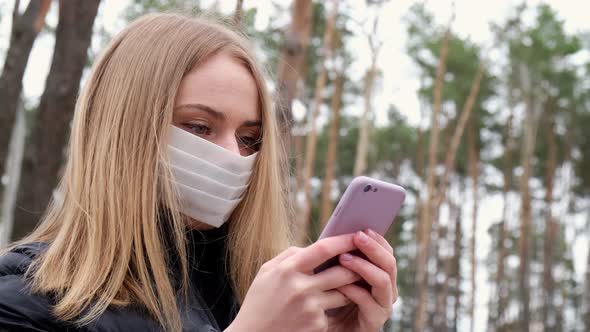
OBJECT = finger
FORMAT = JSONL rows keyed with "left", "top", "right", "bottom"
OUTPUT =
{"left": 338, "top": 284, "right": 388, "bottom": 326}
{"left": 354, "top": 231, "right": 396, "bottom": 283}
{"left": 339, "top": 253, "right": 392, "bottom": 307}
{"left": 318, "top": 290, "right": 351, "bottom": 310}
{"left": 365, "top": 228, "right": 398, "bottom": 301}
{"left": 392, "top": 282, "right": 399, "bottom": 304}
{"left": 265, "top": 246, "right": 302, "bottom": 269}
{"left": 311, "top": 265, "right": 361, "bottom": 291}
{"left": 365, "top": 229, "right": 393, "bottom": 254}
{"left": 391, "top": 254, "right": 398, "bottom": 304}
{"left": 289, "top": 233, "right": 356, "bottom": 272}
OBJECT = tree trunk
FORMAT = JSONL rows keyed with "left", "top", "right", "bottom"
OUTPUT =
{"left": 278, "top": 0, "right": 313, "bottom": 238}
{"left": 434, "top": 250, "right": 451, "bottom": 332}
{"left": 542, "top": 105, "right": 557, "bottom": 331}
{"left": 0, "top": 0, "right": 51, "bottom": 176}
{"left": 517, "top": 63, "right": 540, "bottom": 332}
{"left": 232, "top": 0, "right": 244, "bottom": 25}
{"left": 352, "top": 64, "right": 376, "bottom": 177}
{"left": 274, "top": 0, "right": 313, "bottom": 135}
{"left": 414, "top": 26, "right": 451, "bottom": 332}
{"left": 432, "top": 63, "right": 484, "bottom": 214}
{"left": 451, "top": 185, "right": 463, "bottom": 332}
{"left": 319, "top": 72, "right": 344, "bottom": 227}
{"left": 415, "top": 129, "right": 425, "bottom": 176}
{"left": 467, "top": 121, "right": 480, "bottom": 332}
{"left": 352, "top": 60, "right": 376, "bottom": 177}
{"left": 0, "top": 98, "right": 26, "bottom": 246}
{"left": 353, "top": 14, "right": 381, "bottom": 177}
{"left": 298, "top": 0, "right": 339, "bottom": 244}
{"left": 585, "top": 243, "right": 590, "bottom": 331}
{"left": 495, "top": 105, "right": 515, "bottom": 329}
{"left": 11, "top": 0, "right": 100, "bottom": 241}
{"left": 433, "top": 205, "right": 455, "bottom": 332}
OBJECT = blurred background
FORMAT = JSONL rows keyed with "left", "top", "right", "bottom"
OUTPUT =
{"left": 0, "top": 0, "right": 589, "bottom": 331}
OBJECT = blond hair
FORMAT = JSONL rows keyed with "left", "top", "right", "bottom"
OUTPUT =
{"left": 5, "top": 13, "right": 291, "bottom": 332}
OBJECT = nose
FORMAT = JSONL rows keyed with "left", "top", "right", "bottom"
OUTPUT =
{"left": 216, "top": 133, "right": 242, "bottom": 156}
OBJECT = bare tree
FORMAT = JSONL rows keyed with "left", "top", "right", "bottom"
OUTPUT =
{"left": 319, "top": 71, "right": 344, "bottom": 227}
{"left": 298, "top": 0, "right": 339, "bottom": 243}
{"left": 542, "top": 101, "right": 557, "bottom": 330}
{"left": 585, "top": 243, "right": 590, "bottom": 331}
{"left": 517, "top": 63, "right": 541, "bottom": 332}
{"left": 0, "top": 98, "right": 25, "bottom": 246}
{"left": 414, "top": 25, "right": 451, "bottom": 332}
{"left": 423, "top": 61, "right": 484, "bottom": 332}
{"left": 353, "top": 13, "right": 382, "bottom": 177}
{"left": 451, "top": 187, "right": 463, "bottom": 331}
{"left": 432, "top": 62, "right": 484, "bottom": 214}
{"left": 274, "top": 0, "right": 313, "bottom": 135}
{"left": 495, "top": 103, "right": 515, "bottom": 328}
{"left": 0, "top": 0, "right": 51, "bottom": 176}
{"left": 415, "top": 78, "right": 427, "bottom": 179}
{"left": 433, "top": 221, "right": 453, "bottom": 331}
{"left": 467, "top": 120, "right": 480, "bottom": 332}
{"left": 11, "top": 0, "right": 101, "bottom": 241}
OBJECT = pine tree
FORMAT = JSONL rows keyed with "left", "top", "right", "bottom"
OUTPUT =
{"left": 12, "top": 0, "right": 101, "bottom": 240}
{"left": 0, "top": 0, "right": 51, "bottom": 178}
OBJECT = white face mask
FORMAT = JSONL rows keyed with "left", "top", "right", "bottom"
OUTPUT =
{"left": 165, "top": 125, "right": 257, "bottom": 227}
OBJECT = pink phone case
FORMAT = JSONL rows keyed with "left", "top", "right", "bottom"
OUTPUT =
{"left": 319, "top": 176, "right": 406, "bottom": 239}
{"left": 314, "top": 176, "right": 406, "bottom": 274}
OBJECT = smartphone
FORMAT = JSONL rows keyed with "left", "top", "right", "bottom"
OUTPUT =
{"left": 314, "top": 176, "right": 406, "bottom": 274}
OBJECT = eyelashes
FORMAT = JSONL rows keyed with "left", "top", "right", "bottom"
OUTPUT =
{"left": 181, "top": 122, "right": 262, "bottom": 151}
{"left": 238, "top": 135, "right": 262, "bottom": 152}
{"left": 185, "top": 123, "right": 211, "bottom": 136}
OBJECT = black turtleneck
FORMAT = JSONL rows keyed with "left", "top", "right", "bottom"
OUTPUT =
{"left": 186, "top": 224, "right": 237, "bottom": 330}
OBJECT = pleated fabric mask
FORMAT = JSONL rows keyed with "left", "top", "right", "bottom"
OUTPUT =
{"left": 165, "top": 125, "right": 257, "bottom": 227}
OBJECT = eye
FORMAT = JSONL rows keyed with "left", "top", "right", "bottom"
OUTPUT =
{"left": 184, "top": 122, "right": 211, "bottom": 136}
{"left": 238, "top": 135, "right": 262, "bottom": 152}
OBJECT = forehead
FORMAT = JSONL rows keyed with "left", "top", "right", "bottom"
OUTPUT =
{"left": 174, "top": 53, "right": 260, "bottom": 121}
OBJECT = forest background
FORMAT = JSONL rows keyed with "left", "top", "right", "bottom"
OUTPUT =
{"left": 0, "top": 0, "right": 589, "bottom": 331}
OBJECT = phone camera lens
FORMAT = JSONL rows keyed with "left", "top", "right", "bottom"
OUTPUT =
{"left": 364, "top": 185, "right": 372, "bottom": 192}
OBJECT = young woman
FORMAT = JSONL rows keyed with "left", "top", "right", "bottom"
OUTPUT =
{"left": 0, "top": 13, "right": 398, "bottom": 332}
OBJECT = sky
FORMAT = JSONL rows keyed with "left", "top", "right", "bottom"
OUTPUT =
{"left": 1, "top": 0, "right": 589, "bottom": 330}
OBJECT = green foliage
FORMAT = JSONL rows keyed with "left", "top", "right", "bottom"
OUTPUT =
{"left": 573, "top": 109, "right": 590, "bottom": 196}
{"left": 300, "top": 2, "right": 356, "bottom": 104}
{"left": 23, "top": 2, "right": 585, "bottom": 330}
{"left": 404, "top": 3, "right": 496, "bottom": 179}
{"left": 368, "top": 106, "right": 417, "bottom": 176}
{"left": 314, "top": 114, "right": 359, "bottom": 179}
{"left": 483, "top": 3, "right": 589, "bottom": 329}
{"left": 507, "top": 4, "right": 580, "bottom": 82}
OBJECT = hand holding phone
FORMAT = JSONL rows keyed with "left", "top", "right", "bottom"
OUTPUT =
{"left": 314, "top": 176, "right": 406, "bottom": 274}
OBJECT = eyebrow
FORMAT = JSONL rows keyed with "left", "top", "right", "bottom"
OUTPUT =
{"left": 175, "top": 103, "right": 225, "bottom": 121}
{"left": 175, "top": 103, "right": 261, "bottom": 127}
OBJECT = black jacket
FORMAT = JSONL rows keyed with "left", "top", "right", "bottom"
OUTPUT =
{"left": 0, "top": 238, "right": 236, "bottom": 332}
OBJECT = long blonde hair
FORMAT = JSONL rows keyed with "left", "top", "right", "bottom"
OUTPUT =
{"left": 6, "top": 13, "right": 291, "bottom": 332}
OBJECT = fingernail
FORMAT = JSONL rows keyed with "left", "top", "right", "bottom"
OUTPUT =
{"left": 357, "top": 231, "right": 369, "bottom": 244}
{"left": 367, "top": 229, "right": 376, "bottom": 237}
{"left": 341, "top": 253, "right": 353, "bottom": 261}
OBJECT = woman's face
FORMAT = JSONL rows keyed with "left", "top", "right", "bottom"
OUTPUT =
{"left": 173, "top": 53, "right": 261, "bottom": 157}
{"left": 172, "top": 53, "right": 261, "bottom": 229}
